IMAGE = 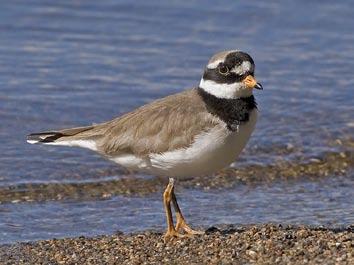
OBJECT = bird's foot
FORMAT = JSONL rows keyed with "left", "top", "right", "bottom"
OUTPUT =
{"left": 176, "top": 218, "right": 204, "bottom": 235}
{"left": 163, "top": 229, "right": 187, "bottom": 243}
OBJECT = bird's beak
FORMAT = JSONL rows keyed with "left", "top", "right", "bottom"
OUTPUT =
{"left": 242, "top": 75, "right": 263, "bottom": 90}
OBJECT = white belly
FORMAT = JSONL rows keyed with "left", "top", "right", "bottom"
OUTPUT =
{"left": 112, "top": 110, "right": 258, "bottom": 177}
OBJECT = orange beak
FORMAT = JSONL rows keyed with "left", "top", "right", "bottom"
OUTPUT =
{"left": 242, "top": 75, "right": 263, "bottom": 90}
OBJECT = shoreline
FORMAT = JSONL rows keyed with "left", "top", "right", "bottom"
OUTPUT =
{"left": 1, "top": 224, "right": 352, "bottom": 264}
{"left": 1, "top": 146, "right": 353, "bottom": 203}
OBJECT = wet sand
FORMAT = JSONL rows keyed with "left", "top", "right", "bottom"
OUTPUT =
{"left": 0, "top": 224, "right": 352, "bottom": 264}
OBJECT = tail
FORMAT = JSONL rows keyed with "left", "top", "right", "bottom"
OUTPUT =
{"left": 27, "top": 125, "right": 98, "bottom": 151}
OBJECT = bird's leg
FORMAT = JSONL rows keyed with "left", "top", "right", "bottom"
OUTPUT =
{"left": 171, "top": 183, "right": 204, "bottom": 235}
{"left": 163, "top": 178, "right": 185, "bottom": 242}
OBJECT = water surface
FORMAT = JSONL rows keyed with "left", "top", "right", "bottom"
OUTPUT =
{"left": 0, "top": 0, "right": 353, "bottom": 244}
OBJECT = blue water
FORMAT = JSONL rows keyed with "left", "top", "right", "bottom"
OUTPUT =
{"left": 0, "top": 0, "right": 353, "bottom": 244}
{"left": 1, "top": 176, "right": 353, "bottom": 245}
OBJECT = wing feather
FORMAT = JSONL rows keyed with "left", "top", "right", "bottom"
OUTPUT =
{"left": 96, "top": 88, "right": 218, "bottom": 156}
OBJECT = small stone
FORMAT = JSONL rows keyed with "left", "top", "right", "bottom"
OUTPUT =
{"left": 247, "top": 250, "right": 257, "bottom": 258}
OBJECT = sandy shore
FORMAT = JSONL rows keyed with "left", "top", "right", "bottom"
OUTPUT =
{"left": 1, "top": 224, "right": 352, "bottom": 264}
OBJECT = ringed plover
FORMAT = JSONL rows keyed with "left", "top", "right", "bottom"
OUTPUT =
{"left": 27, "top": 50, "right": 263, "bottom": 241}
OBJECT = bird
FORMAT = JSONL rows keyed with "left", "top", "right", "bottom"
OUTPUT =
{"left": 27, "top": 50, "right": 263, "bottom": 241}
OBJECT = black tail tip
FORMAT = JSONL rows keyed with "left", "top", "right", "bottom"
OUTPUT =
{"left": 26, "top": 132, "right": 63, "bottom": 143}
{"left": 26, "top": 133, "right": 43, "bottom": 144}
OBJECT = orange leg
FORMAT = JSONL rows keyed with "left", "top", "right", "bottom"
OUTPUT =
{"left": 163, "top": 178, "right": 185, "bottom": 242}
{"left": 171, "top": 185, "right": 204, "bottom": 235}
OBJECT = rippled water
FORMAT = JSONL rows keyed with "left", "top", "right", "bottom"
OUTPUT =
{"left": 0, "top": 0, "right": 353, "bottom": 244}
{"left": 1, "top": 176, "right": 353, "bottom": 245}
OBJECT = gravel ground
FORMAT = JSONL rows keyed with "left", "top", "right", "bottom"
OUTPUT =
{"left": 0, "top": 224, "right": 352, "bottom": 264}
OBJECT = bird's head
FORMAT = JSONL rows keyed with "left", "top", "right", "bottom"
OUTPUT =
{"left": 199, "top": 50, "right": 263, "bottom": 99}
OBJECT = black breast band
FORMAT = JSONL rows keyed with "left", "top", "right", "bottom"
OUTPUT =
{"left": 197, "top": 87, "right": 257, "bottom": 131}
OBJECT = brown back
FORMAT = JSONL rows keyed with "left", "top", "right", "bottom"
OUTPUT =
{"left": 92, "top": 88, "right": 219, "bottom": 157}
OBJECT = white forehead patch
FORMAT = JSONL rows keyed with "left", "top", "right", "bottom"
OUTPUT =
{"left": 207, "top": 59, "right": 223, "bottom": 69}
{"left": 231, "top": 61, "right": 252, "bottom": 75}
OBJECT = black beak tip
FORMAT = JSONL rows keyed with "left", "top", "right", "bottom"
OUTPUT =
{"left": 255, "top": 83, "right": 263, "bottom": 90}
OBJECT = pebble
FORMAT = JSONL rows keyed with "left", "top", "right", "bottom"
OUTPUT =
{"left": 0, "top": 224, "right": 352, "bottom": 265}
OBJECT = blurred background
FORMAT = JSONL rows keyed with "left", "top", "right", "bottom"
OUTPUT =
{"left": 0, "top": 0, "right": 353, "bottom": 244}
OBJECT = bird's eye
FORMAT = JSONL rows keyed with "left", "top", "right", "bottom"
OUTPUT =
{"left": 218, "top": 64, "right": 229, "bottom": 76}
